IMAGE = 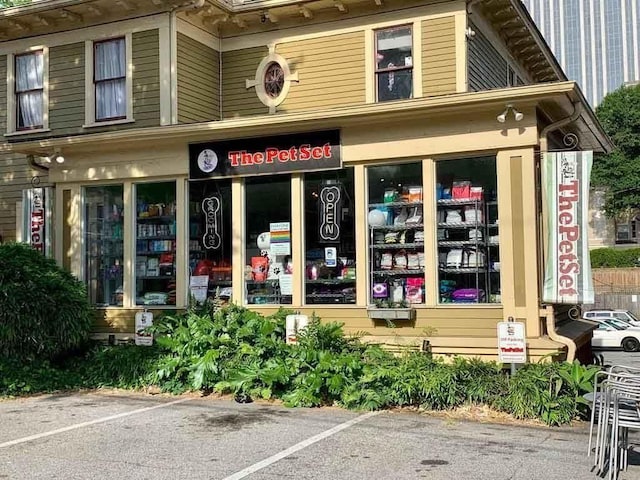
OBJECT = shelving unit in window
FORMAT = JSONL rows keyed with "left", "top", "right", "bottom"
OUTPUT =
{"left": 437, "top": 198, "right": 488, "bottom": 303}
{"left": 368, "top": 199, "right": 426, "bottom": 306}
{"left": 87, "top": 213, "right": 124, "bottom": 307}
{"left": 136, "top": 214, "right": 176, "bottom": 306}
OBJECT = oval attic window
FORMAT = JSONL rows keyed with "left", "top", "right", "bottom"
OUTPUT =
{"left": 264, "top": 62, "right": 285, "bottom": 99}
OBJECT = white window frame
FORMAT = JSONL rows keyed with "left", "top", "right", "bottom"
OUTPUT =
{"left": 84, "top": 33, "right": 133, "bottom": 128}
{"left": 374, "top": 24, "right": 414, "bottom": 103}
{"left": 5, "top": 46, "right": 49, "bottom": 136}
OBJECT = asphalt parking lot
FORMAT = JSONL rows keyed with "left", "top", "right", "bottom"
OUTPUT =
{"left": 1, "top": 390, "right": 638, "bottom": 480}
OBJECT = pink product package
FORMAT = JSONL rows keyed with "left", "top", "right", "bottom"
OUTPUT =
{"left": 405, "top": 277, "right": 424, "bottom": 304}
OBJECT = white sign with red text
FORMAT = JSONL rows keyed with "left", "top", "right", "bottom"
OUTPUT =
{"left": 497, "top": 321, "right": 527, "bottom": 363}
{"left": 542, "top": 151, "right": 594, "bottom": 304}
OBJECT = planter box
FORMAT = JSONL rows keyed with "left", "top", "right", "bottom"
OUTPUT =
{"left": 366, "top": 307, "right": 416, "bottom": 321}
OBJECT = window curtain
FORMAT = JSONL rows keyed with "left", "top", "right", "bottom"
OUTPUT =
{"left": 95, "top": 39, "right": 126, "bottom": 120}
{"left": 16, "top": 53, "right": 43, "bottom": 128}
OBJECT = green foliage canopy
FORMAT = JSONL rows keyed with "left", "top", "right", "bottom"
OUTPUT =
{"left": 592, "top": 84, "right": 640, "bottom": 216}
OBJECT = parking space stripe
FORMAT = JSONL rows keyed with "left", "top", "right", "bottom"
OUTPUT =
{"left": 222, "top": 411, "right": 380, "bottom": 480}
{"left": 0, "top": 397, "right": 193, "bottom": 449}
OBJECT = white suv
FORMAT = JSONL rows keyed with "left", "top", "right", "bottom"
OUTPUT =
{"left": 583, "top": 309, "right": 640, "bottom": 327}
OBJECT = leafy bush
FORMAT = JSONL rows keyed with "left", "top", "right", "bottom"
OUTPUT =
{"left": 0, "top": 302, "right": 600, "bottom": 426}
{"left": 0, "top": 243, "right": 94, "bottom": 361}
{"left": 590, "top": 247, "right": 640, "bottom": 268}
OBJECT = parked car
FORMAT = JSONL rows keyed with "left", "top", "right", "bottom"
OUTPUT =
{"left": 592, "top": 320, "right": 640, "bottom": 352}
{"left": 583, "top": 309, "right": 640, "bottom": 327}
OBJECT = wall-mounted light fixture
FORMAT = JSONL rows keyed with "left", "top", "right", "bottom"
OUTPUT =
{"left": 496, "top": 104, "right": 524, "bottom": 123}
{"left": 44, "top": 149, "right": 65, "bottom": 164}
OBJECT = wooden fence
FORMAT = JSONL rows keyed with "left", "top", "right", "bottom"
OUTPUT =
{"left": 592, "top": 268, "right": 640, "bottom": 293}
{"left": 592, "top": 268, "right": 640, "bottom": 314}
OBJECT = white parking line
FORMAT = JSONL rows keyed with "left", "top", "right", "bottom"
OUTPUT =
{"left": 0, "top": 397, "right": 193, "bottom": 449}
{"left": 222, "top": 411, "right": 380, "bottom": 480}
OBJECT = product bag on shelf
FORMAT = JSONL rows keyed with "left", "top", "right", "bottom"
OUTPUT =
{"left": 445, "top": 210, "right": 463, "bottom": 224}
{"left": 464, "top": 206, "right": 483, "bottom": 223}
{"left": 405, "top": 277, "right": 424, "bottom": 304}
{"left": 452, "top": 181, "right": 471, "bottom": 199}
{"left": 446, "top": 249, "right": 464, "bottom": 267}
{"left": 451, "top": 288, "right": 485, "bottom": 303}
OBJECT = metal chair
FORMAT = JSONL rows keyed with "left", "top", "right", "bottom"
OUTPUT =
{"left": 586, "top": 367, "right": 640, "bottom": 479}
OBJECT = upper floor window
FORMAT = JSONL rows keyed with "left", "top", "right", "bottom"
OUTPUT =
{"left": 15, "top": 51, "right": 44, "bottom": 130}
{"left": 375, "top": 26, "right": 413, "bottom": 102}
{"left": 94, "top": 38, "right": 126, "bottom": 121}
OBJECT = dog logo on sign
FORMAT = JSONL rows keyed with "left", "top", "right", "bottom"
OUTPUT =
{"left": 319, "top": 185, "right": 341, "bottom": 242}
{"left": 198, "top": 149, "right": 218, "bottom": 173}
{"left": 202, "top": 196, "right": 222, "bottom": 250}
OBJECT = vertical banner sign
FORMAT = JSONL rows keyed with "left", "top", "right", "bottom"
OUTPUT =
{"left": 30, "top": 188, "right": 45, "bottom": 253}
{"left": 542, "top": 151, "right": 594, "bottom": 304}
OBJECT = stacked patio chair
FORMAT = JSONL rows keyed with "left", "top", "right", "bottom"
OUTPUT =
{"left": 586, "top": 366, "right": 640, "bottom": 480}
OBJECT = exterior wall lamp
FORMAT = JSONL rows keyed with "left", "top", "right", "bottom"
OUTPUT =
{"left": 497, "top": 104, "right": 524, "bottom": 123}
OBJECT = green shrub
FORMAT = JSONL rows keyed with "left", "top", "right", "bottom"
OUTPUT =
{"left": 0, "top": 243, "right": 94, "bottom": 362}
{"left": 0, "top": 302, "right": 600, "bottom": 426}
{"left": 590, "top": 247, "right": 640, "bottom": 268}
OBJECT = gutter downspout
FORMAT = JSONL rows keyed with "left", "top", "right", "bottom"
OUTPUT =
{"left": 169, "top": 0, "right": 206, "bottom": 124}
{"left": 27, "top": 154, "right": 49, "bottom": 174}
{"left": 539, "top": 102, "right": 583, "bottom": 362}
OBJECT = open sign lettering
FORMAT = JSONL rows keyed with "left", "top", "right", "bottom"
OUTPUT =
{"left": 319, "top": 185, "right": 341, "bottom": 242}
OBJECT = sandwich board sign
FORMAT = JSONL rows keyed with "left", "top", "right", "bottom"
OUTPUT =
{"left": 497, "top": 321, "right": 527, "bottom": 363}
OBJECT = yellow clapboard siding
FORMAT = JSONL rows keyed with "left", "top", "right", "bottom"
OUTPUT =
{"left": 422, "top": 16, "right": 456, "bottom": 97}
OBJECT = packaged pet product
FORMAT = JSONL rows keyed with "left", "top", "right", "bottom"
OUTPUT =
{"left": 408, "top": 186, "right": 423, "bottom": 203}
{"left": 394, "top": 251, "right": 408, "bottom": 270}
{"left": 445, "top": 209, "right": 463, "bottom": 224}
{"left": 407, "top": 252, "right": 420, "bottom": 269}
{"left": 466, "top": 249, "right": 485, "bottom": 267}
{"left": 441, "top": 187, "right": 452, "bottom": 199}
{"left": 405, "top": 206, "right": 422, "bottom": 225}
{"left": 391, "top": 280, "right": 404, "bottom": 303}
{"left": 464, "top": 206, "right": 483, "bottom": 223}
{"left": 251, "top": 256, "right": 269, "bottom": 282}
{"left": 468, "top": 228, "right": 483, "bottom": 241}
{"left": 394, "top": 207, "right": 408, "bottom": 226}
{"left": 451, "top": 288, "right": 485, "bottom": 303}
{"left": 405, "top": 277, "right": 424, "bottom": 304}
{"left": 374, "top": 231, "right": 385, "bottom": 244}
{"left": 436, "top": 183, "right": 443, "bottom": 200}
{"left": 384, "top": 189, "right": 398, "bottom": 203}
{"left": 437, "top": 229, "right": 448, "bottom": 240}
{"left": 470, "top": 186, "right": 484, "bottom": 200}
{"left": 452, "top": 181, "right": 471, "bottom": 199}
{"left": 384, "top": 232, "right": 399, "bottom": 244}
{"left": 418, "top": 252, "right": 425, "bottom": 269}
{"left": 415, "top": 230, "right": 425, "bottom": 243}
{"left": 380, "top": 252, "right": 393, "bottom": 270}
{"left": 446, "top": 248, "right": 463, "bottom": 267}
{"left": 372, "top": 282, "right": 388, "bottom": 298}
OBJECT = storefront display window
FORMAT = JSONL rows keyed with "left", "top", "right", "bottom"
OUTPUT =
{"left": 436, "top": 157, "right": 500, "bottom": 304}
{"left": 84, "top": 185, "right": 124, "bottom": 307}
{"left": 135, "top": 181, "right": 176, "bottom": 306}
{"left": 245, "top": 175, "right": 292, "bottom": 305}
{"left": 189, "top": 180, "right": 232, "bottom": 303}
{"left": 304, "top": 169, "right": 356, "bottom": 304}
{"left": 367, "top": 163, "right": 425, "bottom": 306}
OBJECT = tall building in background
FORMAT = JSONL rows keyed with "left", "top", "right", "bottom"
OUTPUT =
{"left": 523, "top": 0, "right": 640, "bottom": 106}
